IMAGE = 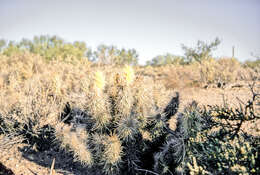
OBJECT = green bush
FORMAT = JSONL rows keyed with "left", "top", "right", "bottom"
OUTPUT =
{"left": 162, "top": 84, "right": 260, "bottom": 175}
{"left": 244, "top": 59, "right": 260, "bottom": 69}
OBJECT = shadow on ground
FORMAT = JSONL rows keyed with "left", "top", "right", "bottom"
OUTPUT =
{"left": 0, "top": 162, "right": 15, "bottom": 175}
{"left": 19, "top": 144, "right": 100, "bottom": 175}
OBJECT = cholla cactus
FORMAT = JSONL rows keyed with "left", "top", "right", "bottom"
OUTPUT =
{"left": 116, "top": 115, "right": 140, "bottom": 141}
{"left": 108, "top": 70, "right": 134, "bottom": 119}
{"left": 123, "top": 65, "right": 135, "bottom": 85}
{"left": 56, "top": 67, "right": 180, "bottom": 175}
{"left": 55, "top": 122, "right": 93, "bottom": 166}
{"left": 94, "top": 71, "right": 106, "bottom": 94}
{"left": 88, "top": 71, "right": 111, "bottom": 131}
{"left": 52, "top": 73, "right": 62, "bottom": 96}
{"left": 101, "top": 134, "right": 123, "bottom": 174}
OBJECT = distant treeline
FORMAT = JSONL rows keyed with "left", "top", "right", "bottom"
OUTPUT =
{"left": 0, "top": 35, "right": 259, "bottom": 67}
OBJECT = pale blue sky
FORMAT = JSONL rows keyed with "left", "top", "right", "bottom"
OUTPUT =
{"left": 0, "top": 0, "right": 259, "bottom": 64}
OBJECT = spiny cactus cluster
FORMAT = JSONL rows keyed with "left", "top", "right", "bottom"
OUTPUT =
{"left": 55, "top": 65, "right": 180, "bottom": 174}
{"left": 54, "top": 66, "right": 260, "bottom": 175}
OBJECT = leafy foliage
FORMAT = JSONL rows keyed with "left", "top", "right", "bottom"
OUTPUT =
{"left": 146, "top": 38, "right": 221, "bottom": 66}
{"left": 1, "top": 35, "right": 91, "bottom": 60}
{"left": 94, "top": 44, "right": 138, "bottom": 65}
{"left": 147, "top": 53, "right": 185, "bottom": 66}
{"left": 0, "top": 35, "right": 138, "bottom": 65}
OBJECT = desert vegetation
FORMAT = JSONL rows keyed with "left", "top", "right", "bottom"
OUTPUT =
{"left": 0, "top": 36, "right": 259, "bottom": 174}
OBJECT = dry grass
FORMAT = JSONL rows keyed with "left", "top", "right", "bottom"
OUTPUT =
{"left": 137, "top": 57, "right": 259, "bottom": 89}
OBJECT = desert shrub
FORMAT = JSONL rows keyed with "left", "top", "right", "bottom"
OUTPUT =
{"left": 142, "top": 55, "right": 260, "bottom": 89}
{"left": 139, "top": 58, "right": 247, "bottom": 89}
{"left": 0, "top": 77, "right": 59, "bottom": 150}
{"left": 197, "top": 57, "right": 241, "bottom": 85}
{"left": 156, "top": 83, "right": 260, "bottom": 175}
{"left": 165, "top": 65, "right": 201, "bottom": 88}
{"left": 0, "top": 53, "right": 92, "bottom": 150}
{"left": 243, "top": 59, "right": 260, "bottom": 81}
{"left": 146, "top": 54, "right": 185, "bottom": 66}
{"left": 244, "top": 59, "right": 260, "bottom": 69}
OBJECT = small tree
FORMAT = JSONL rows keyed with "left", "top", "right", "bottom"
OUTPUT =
{"left": 117, "top": 48, "right": 138, "bottom": 65}
{"left": 94, "top": 44, "right": 138, "bottom": 65}
{"left": 94, "top": 45, "right": 118, "bottom": 64}
{"left": 2, "top": 35, "right": 92, "bottom": 60}
{"left": 3, "top": 41, "right": 23, "bottom": 56}
{"left": 182, "top": 37, "right": 221, "bottom": 64}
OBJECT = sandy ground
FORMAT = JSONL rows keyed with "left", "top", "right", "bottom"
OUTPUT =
{"left": 1, "top": 83, "right": 259, "bottom": 175}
